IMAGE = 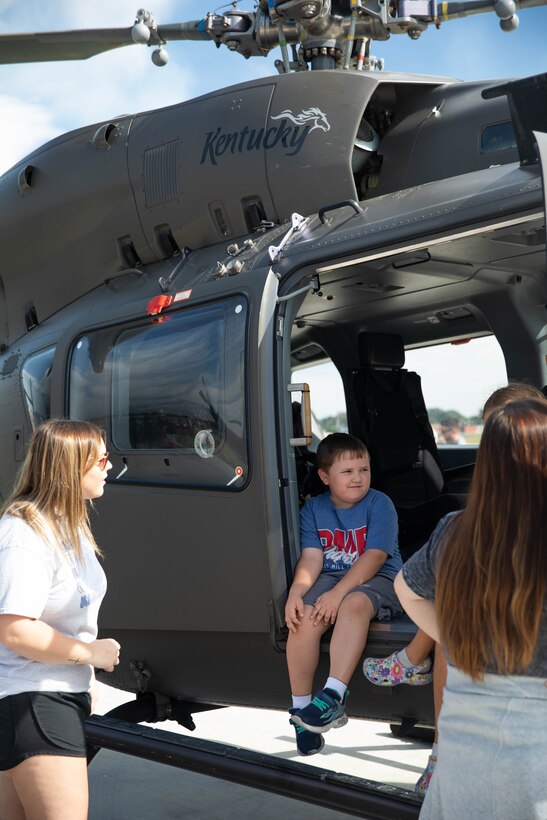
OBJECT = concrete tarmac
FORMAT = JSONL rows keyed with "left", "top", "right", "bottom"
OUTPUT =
{"left": 88, "top": 683, "right": 431, "bottom": 819}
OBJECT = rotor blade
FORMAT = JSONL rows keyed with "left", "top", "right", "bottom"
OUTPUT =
{"left": 0, "top": 28, "right": 137, "bottom": 64}
{"left": 0, "top": 19, "right": 227, "bottom": 66}
{"left": 438, "top": 0, "right": 546, "bottom": 20}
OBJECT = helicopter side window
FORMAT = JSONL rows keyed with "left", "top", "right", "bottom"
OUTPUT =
{"left": 480, "top": 121, "right": 517, "bottom": 154}
{"left": 111, "top": 316, "right": 224, "bottom": 452}
{"left": 68, "top": 297, "right": 248, "bottom": 489}
{"left": 21, "top": 347, "right": 55, "bottom": 429}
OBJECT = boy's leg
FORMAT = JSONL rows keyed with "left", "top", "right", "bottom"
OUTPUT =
{"left": 286, "top": 605, "right": 330, "bottom": 754}
{"left": 291, "top": 591, "right": 374, "bottom": 734}
{"left": 286, "top": 604, "right": 330, "bottom": 695}
{"left": 328, "top": 591, "right": 375, "bottom": 684}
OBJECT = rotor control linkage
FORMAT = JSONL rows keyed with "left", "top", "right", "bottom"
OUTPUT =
{"left": 131, "top": 8, "right": 169, "bottom": 65}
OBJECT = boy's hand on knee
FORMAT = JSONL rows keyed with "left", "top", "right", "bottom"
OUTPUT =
{"left": 285, "top": 593, "right": 305, "bottom": 633}
{"left": 311, "top": 589, "right": 344, "bottom": 626}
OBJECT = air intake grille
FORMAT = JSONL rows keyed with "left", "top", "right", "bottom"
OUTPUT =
{"left": 143, "top": 140, "right": 181, "bottom": 208}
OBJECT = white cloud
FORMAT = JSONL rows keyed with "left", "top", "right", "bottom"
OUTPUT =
{"left": 0, "top": 2, "right": 197, "bottom": 172}
{"left": 0, "top": 0, "right": 271, "bottom": 174}
{"left": 0, "top": 95, "right": 58, "bottom": 174}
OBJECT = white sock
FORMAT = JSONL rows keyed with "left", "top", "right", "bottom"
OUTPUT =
{"left": 397, "top": 648, "right": 413, "bottom": 668}
{"left": 431, "top": 742, "right": 438, "bottom": 760}
{"left": 292, "top": 694, "right": 312, "bottom": 710}
{"left": 324, "top": 676, "right": 346, "bottom": 700}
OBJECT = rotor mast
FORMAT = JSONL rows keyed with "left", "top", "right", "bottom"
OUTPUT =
{"left": 140, "top": 0, "right": 538, "bottom": 70}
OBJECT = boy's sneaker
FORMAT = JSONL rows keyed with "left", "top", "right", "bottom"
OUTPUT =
{"left": 290, "top": 688, "right": 349, "bottom": 734}
{"left": 415, "top": 754, "right": 437, "bottom": 797}
{"left": 363, "top": 651, "right": 433, "bottom": 686}
{"left": 289, "top": 708, "right": 325, "bottom": 756}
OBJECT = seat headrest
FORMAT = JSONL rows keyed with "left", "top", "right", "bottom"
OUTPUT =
{"left": 358, "top": 332, "right": 405, "bottom": 369}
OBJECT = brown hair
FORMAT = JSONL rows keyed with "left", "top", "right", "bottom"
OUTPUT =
{"left": 316, "top": 433, "right": 369, "bottom": 471}
{"left": 2, "top": 419, "right": 105, "bottom": 559}
{"left": 436, "top": 399, "right": 547, "bottom": 679}
{"left": 482, "top": 382, "right": 545, "bottom": 419}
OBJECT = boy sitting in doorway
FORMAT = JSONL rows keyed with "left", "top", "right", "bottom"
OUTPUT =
{"left": 285, "top": 432, "right": 403, "bottom": 755}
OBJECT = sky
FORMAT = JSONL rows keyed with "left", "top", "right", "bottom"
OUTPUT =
{"left": 0, "top": 0, "right": 546, "bottom": 175}
{"left": 0, "top": 0, "right": 545, "bottom": 416}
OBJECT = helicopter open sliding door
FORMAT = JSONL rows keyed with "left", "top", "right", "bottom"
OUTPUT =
{"left": 536, "top": 130, "right": 547, "bottom": 273}
{"left": 60, "top": 267, "right": 292, "bottom": 705}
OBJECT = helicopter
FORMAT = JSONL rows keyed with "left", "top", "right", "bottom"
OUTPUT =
{"left": 0, "top": 0, "right": 546, "bottom": 745}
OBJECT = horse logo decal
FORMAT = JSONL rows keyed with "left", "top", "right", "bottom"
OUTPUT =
{"left": 270, "top": 107, "right": 331, "bottom": 133}
{"left": 200, "top": 106, "right": 330, "bottom": 165}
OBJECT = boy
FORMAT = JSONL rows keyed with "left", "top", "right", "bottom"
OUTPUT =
{"left": 285, "top": 432, "right": 402, "bottom": 755}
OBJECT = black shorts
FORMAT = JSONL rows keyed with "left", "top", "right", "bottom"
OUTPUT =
{"left": 0, "top": 691, "right": 91, "bottom": 771}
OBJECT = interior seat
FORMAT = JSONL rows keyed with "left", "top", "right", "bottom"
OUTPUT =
{"left": 350, "top": 332, "right": 464, "bottom": 557}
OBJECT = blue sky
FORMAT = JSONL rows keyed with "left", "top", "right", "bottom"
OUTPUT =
{"left": 0, "top": 0, "right": 546, "bottom": 175}
{"left": 0, "top": 0, "right": 545, "bottom": 415}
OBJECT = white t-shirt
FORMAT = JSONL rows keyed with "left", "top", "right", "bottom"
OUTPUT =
{"left": 0, "top": 514, "right": 107, "bottom": 698}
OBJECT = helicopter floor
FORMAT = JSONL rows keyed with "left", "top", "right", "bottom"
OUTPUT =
{"left": 88, "top": 682, "right": 430, "bottom": 819}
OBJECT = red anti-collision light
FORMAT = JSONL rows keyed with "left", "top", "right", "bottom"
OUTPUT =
{"left": 146, "top": 294, "right": 173, "bottom": 315}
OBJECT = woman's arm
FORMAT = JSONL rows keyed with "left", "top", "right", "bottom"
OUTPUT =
{"left": 394, "top": 571, "right": 440, "bottom": 643}
{"left": 0, "top": 614, "right": 120, "bottom": 671}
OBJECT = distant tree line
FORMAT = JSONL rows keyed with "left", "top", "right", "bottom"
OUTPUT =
{"left": 319, "top": 412, "right": 348, "bottom": 433}
{"left": 318, "top": 408, "right": 484, "bottom": 434}
{"left": 427, "top": 408, "right": 483, "bottom": 426}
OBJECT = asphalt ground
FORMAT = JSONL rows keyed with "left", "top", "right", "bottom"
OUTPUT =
{"left": 88, "top": 683, "right": 431, "bottom": 819}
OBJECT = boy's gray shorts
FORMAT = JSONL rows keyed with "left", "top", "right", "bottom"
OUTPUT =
{"left": 302, "top": 571, "right": 403, "bottom": 622}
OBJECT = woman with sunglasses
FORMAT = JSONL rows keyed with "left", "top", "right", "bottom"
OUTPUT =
{"left": 394, "top": 398, "right": 547, "bottom": 819}
{"left": 0, "top": 419, "right": 120, "bottom": 820}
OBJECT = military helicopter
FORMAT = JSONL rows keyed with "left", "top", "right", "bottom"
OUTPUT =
{"left": 0, "top": 0, "right": 546, "bottom": 750}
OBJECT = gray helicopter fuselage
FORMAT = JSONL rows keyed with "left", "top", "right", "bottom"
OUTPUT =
{"left": 0, "top": 69, "right": 519, "bottom": 347}
{"left": 0, "top": 67, "right": 545, "bottom": 725}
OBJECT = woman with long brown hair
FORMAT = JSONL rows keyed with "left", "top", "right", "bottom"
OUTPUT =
{"left": 0, "top": 419, "right": 121, "bottom": 820}
{"left": 395, "top": 399, "right": 547, "bottom": 818}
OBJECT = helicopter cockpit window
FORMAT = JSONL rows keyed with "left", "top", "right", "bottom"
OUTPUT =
{"left": 480, "top": 121, "right": 517, "bottom": 154}
{"left": 21, "top": 347, "right": 55, "bottom": 429}
{"left": 69, "top": 298, "right": 248, "bottom": 489}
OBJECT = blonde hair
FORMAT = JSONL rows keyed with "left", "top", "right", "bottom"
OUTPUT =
{"left": 1, "top": 419, "right": 106, "bottom": 560}
{"left": 436, "top": 399, "right": 547, "bottom": 679}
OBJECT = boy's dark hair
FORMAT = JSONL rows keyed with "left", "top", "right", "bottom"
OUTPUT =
{"left": 316, "top": 433, "right": 369, "bottom": 471}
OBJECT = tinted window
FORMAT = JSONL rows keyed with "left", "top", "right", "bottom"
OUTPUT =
{"left": 69, "top": 298, "right": 248, "bottom": 489}
{"left": 480, "top": 121, "right": 516, "bottom": 154}
{"left": 21, "top": 347, "right": 55, "bottom": 428}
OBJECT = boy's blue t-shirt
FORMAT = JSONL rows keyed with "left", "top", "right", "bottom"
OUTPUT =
{"left": 299, "top": 489, "right": 402, "bottom": 579}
